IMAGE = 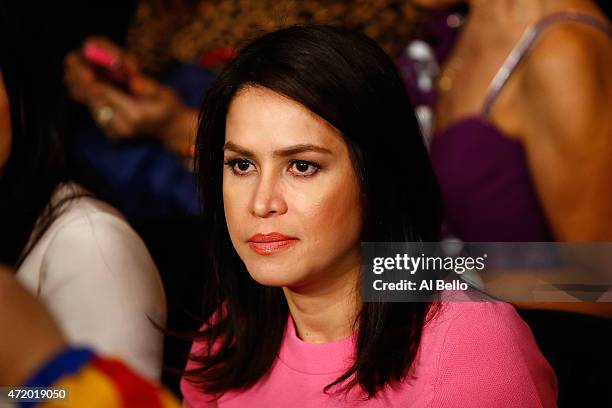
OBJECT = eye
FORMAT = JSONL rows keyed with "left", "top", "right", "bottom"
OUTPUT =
{"left": 224, "top": 158, "right": 256, "bottom": 176}
{"left": 289, "top": 160, "right": 320, "bottom": 177}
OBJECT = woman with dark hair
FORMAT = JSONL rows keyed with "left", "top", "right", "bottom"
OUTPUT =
{"left": 180, "top": 25, "right": 557, "bottom": 407}
{"left": 0, "top": 3, "right": 166, "bottom": 380}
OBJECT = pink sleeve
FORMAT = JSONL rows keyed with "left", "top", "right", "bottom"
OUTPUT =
{"left": 430, "top": 302, "right": 558, "bottom": 408}
{"left": 180, "top": 337, "right": 218, "bottom": 407}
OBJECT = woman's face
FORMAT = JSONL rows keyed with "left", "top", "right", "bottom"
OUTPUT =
{"left": 0, "top": 70, "right": 11, "bottom": 173}
{"left": 223, "top": 86, "right": 362, "bottom": 290}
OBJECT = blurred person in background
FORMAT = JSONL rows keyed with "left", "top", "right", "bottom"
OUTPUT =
{"left": 406, "top": 0, "right": 611, "bottom": 406}
{"left": 0, "top": 2, "right": 166, "bottom": 380}
{"left": 406, "top": 0, "right": 612, "bottom": 311}
{"left": 405, "top": 1, "right": 612, "bottom": 308}
{"left": 409, "top": 0, "right": 611, "bottom": 242}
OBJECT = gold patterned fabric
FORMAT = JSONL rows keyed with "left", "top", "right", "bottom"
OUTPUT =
{"left": 126, "top": 0, "right": 419, "bottom": 74}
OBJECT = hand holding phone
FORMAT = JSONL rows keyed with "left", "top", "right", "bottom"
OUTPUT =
{"left": 82, "top": 42, "right": 131, "bottom": 89}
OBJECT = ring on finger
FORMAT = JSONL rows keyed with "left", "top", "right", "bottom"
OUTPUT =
{"left": 94, "top": 105, "right": 114, "bottom": 127}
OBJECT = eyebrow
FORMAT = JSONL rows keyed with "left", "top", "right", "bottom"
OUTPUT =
{"left": 223, "top": 142, "right": 333, "bottom": 158}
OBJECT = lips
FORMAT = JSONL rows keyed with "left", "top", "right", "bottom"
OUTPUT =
{"left": 248, "top": 232, "right": 298, "bottom": 255}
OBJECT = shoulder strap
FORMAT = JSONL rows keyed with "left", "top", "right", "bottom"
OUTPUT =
{"left": 482, "top": 11, "right": 612, "bottom": 116}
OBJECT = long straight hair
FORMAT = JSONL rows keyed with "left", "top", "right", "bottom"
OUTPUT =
{"left": 0, "top": 2, "right": 85, "bottom": 266}
{"left": 187, "top": 25, "right": 443, "bottom": 399}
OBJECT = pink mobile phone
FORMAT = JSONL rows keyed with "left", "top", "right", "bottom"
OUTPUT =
{"left": 82, "top": 42, "right": 131, "bottom": 88}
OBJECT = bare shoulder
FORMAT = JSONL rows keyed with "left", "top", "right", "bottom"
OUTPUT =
{"left": 517, "top": 20, "right": 612, "bottom": 139}
{"left": 530, "top": 18, "right": 610, "bottom": 70}
{"left": 522, "top": 20, "right": 612, "bottom": 99}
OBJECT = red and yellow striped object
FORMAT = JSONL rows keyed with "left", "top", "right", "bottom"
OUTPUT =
{"left": 23, "top": 348, "right": 180, "bottom": 408}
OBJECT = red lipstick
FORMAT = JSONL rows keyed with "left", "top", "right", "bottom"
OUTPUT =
{"left": 248, "top": 232, "right": 298, "bottom": 255}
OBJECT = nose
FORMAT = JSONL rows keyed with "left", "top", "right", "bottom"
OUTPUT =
{"left": 250, "top": 170, "right": 288, "bottom": 218}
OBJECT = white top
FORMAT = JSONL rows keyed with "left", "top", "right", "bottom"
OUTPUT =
{"left": 16, "top": 183, "right": 167, "bottom": 381}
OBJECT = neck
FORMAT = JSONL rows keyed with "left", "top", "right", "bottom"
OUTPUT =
{"left": 283, "top": 263, "right": 360, "bottom": 344}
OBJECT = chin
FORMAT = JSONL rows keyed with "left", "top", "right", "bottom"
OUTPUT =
{"left": 246, "top": 264, "right": 304, "bottom": 288}
{"left": 235, "top": 243, "right": 303, "bottom": 286}
{"left": 239, "top": 250, "right": 309, "bottom": 287}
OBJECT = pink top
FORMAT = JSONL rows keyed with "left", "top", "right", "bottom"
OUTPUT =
{"left": 181, "top": 295, "right": 557, "bottom": 407}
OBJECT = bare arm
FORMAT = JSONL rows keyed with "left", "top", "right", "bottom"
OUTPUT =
{"left": 518, "top": 25, "right": 612, "bottom": 241}
{"left": 0, "top": 266, "right": 66, "bottom": 386}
